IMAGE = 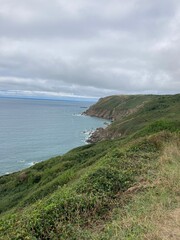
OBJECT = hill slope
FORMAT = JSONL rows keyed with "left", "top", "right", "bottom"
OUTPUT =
{"left": 85, "top": 94, "right": 180, "bottom": 142}
{"left": 0, "top": 94, "right": 180, "bottom": 239}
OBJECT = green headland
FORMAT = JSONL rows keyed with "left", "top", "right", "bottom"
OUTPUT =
{"left": 0, "top": 94, "right": 180, "bottom": 239}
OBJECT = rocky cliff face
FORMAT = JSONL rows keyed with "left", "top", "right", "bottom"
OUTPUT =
{"left": 84, "top": 95, "right": 146, "bottom": 121}
{"left": 84, "top": 95, "right": 147, "bottom": 143}
{"left": 87, "top": 127, "right": 122, "bottom": 143}
{"left": 84, "top": 108, "right": 114, "bottom": 120}
{"left": 84, "top": 107, "right": 136, "bottom": 121}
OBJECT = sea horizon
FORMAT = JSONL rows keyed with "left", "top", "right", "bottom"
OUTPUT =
{"left": 0, "top": 91, "right": 99, "bottom": 103}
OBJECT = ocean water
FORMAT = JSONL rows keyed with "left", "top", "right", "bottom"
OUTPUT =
{"left": 0, "top": 98, "right": 106, "bottom": 176}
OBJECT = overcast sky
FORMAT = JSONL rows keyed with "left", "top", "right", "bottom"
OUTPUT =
{"left": 0, "top": 0, "right": 180, "bottom": 98}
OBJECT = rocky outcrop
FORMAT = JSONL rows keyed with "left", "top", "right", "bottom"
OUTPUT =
{"left": 84, "top": 95, "right": 147, "bottom": 143}
{"left": 87, "top": 127, "right": 122, "bottom": 143}
{"left": 86, "top": 128, "right": 108, "bottom": 143}
{"left": 84, "top": 108, "right": 114, "bottom": 120}
{"left": 84, "top": 103, "right": 145, "bottom": 121}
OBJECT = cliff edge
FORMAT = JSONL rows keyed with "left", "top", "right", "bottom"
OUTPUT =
{"left": 85, "top": 94, "right": 180, "bottom": 143}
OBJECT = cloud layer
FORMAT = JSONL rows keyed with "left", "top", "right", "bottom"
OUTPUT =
{"left": 0, "top": 0, "right": 180, "bottom": 97}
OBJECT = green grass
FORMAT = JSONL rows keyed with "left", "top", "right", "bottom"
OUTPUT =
{"left": 0, "top": 94, "right": 180, "bottom": 239}
{"left": 94, "top": 137, "right": 180, "bottom": 240}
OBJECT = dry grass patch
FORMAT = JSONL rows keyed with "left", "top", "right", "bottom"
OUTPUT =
{"left": 157, "top": 208, "right": 180, "bottom": 240}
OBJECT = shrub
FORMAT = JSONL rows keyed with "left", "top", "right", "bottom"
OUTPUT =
{"left": 77, "top": 167, "right": 133, "bottom": 195}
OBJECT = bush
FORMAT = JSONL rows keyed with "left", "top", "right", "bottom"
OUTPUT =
{"left": 77, "top": 167, "right": 133, "bottom": 195}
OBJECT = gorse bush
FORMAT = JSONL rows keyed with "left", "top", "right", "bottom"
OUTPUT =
{"left": 77, "top": 167, "right": 133, "bottom": 195}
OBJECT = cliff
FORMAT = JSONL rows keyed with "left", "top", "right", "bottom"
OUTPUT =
{"left": 84, "top": 95, "right": 150, "bottom": 120}
{"left": 85, "top": 94, "right": 180, "bottom": 143}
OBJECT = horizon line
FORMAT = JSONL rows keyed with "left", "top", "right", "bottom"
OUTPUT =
{"left": 0, "top": 95, "right": 99, "bottom": 102}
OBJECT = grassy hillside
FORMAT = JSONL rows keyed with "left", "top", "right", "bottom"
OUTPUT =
{"left": 0, "top": 94, "right": 180, "bottom": 239}
{"left": 84, "top": 95, "right": 156, "bottom": 120}
{"left": 85, "top": 94, "right": 180, "bottom": 142}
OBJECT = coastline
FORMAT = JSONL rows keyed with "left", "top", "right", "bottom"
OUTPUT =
{"left": 82, "top": 112, "right": 112, "bottom": 143}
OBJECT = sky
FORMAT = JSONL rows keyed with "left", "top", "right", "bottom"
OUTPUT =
{"left": 0, "top": 0, "right": 180, "bottom": 99}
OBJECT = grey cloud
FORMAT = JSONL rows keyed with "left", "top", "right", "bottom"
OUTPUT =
{"left": 0, "top": 0, "right": 177, "bottom": 39}
{"left": 0, "top": 0, "right": 180, "bottom": 97}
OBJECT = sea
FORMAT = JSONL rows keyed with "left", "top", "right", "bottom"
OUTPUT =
{"left": 0, "top": 98, "right": 106, "bottom": 176}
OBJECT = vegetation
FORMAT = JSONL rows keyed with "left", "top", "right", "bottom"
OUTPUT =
{"left": 0, "top": 94, "right": 180, "bottom": 239}
{"left": 85, "top": 94, "right": 180, "bottom": 142}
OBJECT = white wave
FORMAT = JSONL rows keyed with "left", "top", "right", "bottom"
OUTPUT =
{"left": 27, "top": 161, "right": 37, "bottom": 166}
{"left": 72, "top": 113, "right": 83, "bottom": 117}
{"left": 82, "top": 129, "right": 95, "bottom": 135}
